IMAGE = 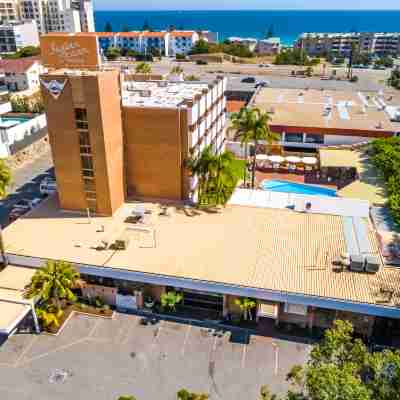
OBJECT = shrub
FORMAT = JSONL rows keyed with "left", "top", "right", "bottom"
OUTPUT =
{"left": 196, "top": 59, "right": 208, "bottom": 65}
{"left": 175, "top": 53, "right": 186, "bottom": 60}
{"left": 350, "top": 75, "right": 359, "bottom": 82}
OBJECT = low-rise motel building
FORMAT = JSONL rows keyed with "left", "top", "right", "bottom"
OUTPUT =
{"left": 1, "top": 33, "right": 400, "bottom": 339}
{"left": 251, "top": 88, "right": 400, "bottom": 152}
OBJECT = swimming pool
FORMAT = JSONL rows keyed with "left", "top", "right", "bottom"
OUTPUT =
{"left": 0, "top": 116, "right": 32, "bottom": 128}
{"left": 261, "top": 180, "right": 337, "bottom": 197}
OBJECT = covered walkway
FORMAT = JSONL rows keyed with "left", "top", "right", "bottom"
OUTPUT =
{"left": 0, "top": 265, "right": 39, "bottom": 335}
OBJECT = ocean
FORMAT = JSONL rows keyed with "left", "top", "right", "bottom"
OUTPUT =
{"left": 94, "top": 10, "right": 400, "bottom": 46}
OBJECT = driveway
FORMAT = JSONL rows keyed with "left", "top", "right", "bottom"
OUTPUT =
{"left": 0, "top": 313, "right": 310, "bottom": 400}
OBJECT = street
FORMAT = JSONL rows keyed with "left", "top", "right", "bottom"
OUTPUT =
{"left": 0, "top": 150, "right": 54, "bottom": 227}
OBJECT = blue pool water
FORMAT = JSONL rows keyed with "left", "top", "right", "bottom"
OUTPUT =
{"left": 262, "top": 180, "right": 337, "bottom": 197}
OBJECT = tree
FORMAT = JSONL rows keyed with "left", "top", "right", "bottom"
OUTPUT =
{"left": 5, "top": 46, "right": 40, "bottom": 59}
{"left": 0, "top": 160, "right": 11, "bottom": 198}
{"left": 234, "top": 297, "right": 256, "bottom": 321}
{"left": 135, "top": 62, "right": 152, "bottom": 74}
{"left": 121, "top": 24, "right": 130, "bottom": 32}
{"left": 117, "top": 396, "right": 137, "bottom": 400}
{"left": 106, "top": 47, "right": 121, "bottom": 60}
{"left": 170, "top": 65, "right": 183, "bottom": 75}
{"left": 388, "top": 68, "right": 400, "bottom": 90}
{"left": 184, "top": 74, "right": 200, "bottom": 81}
{"left": 177, "top": 389, "right": 209, "bottom": 400}
{"left": 104, "top": 22, "right": 113, "bottom": 32}
{"left": 160, "top": 291, "right": 183, "bottom": 312}
{"left": 189, "top": 39, "right": 210, "bottom": 55}
{"left": 282, "top": 320, "right": 400, "bottom": 400}
{"left": 26, "top": 260, "right": 80, "bottom": 307}
{"left": 229, "top": 107, "right": 254, "bottom": 186}
{"left": 142, "top": 19, "right": 151, "bottom": 31}
{"left": 265, "top": 24, "right": 274, "bottom": 39}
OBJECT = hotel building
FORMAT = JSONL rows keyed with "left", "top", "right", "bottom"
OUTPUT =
{"left": 40, "top": 67, "right": 227, "bottom": 215}
{"left": 295, "top": 32, "right": 400, "bottom": 57}
{"left": 251, "top": 88, "right": 400, "bottom": 152}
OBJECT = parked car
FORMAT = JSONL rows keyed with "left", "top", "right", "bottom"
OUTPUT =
{"left": 9, "top": 208, "right": 28, "bottom": 223}
{"left": 12, "top": 198, "right": 42, "bottom": 212}
{"left": 255, "top": 80, "right": 270, "bottom": 88}
{"left": 258, "top": 63, "right": 272, "bottom": 68}
{"left": 241, "top": 76, "right": 256, "bottom": 83}
{"left": 40, "top": 180, "right": 57, "bottom": 196}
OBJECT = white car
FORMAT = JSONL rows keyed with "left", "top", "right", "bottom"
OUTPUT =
{"left": 40, "top": 180, "right": 57, "bottom": 196}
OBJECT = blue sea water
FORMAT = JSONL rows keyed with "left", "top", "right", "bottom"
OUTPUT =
{"left": 94, "top": 10, "right": 400, "bottom": 45}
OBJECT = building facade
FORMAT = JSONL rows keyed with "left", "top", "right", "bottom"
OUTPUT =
{"left": 90, "top": 30, "right": 202, "bottom": 57}
{"left": 0, "top": 0, "right": 20, "bottom": 23}
{"left": 0, "top": 57, "right": 43, "bottom": 91}
{"left": 19, "top": 0, "right": 94, "bottom": 34}
{"left": 40, "top": 68, "right": 227, "bottom": 215}
{"left": 296, "top": 32, "right": 400, "bottom": 57}
{"left": 256, "top": 37, "right": 281, "bottom": 55}
{"left": 0, "top": 20, "right": 39, "bottom": 52}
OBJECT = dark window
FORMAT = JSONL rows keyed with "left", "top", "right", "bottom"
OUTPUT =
{"left": 82, "top": 169, "right": 94, "bottom": 178}
{"left": 305, "top": 134, "right": 324, "bottom": 144}
{"left": 74, "top": 108, "right": 87, "bottom": 121}
{"left": 80, "top": 155, "right": 93, "bottom": 170}
{"left": 83, "top": 178, "right": 95, "bottom": 192}
{"left": 285, "top": 132, "right": 304, "bottom": 143}
{"left": 79, "top": 131, "right": 90, "bottom": 146}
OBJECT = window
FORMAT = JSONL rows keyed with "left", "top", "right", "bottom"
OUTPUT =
{"left": 80, "top": 155, "right": 93, "bottom": 170}
{"left": 285, "top": 132, "right": 304, "bottom": 143}
{"left": 305, "top": 134, "right": 324, "bottom": 144}
{"left": 83, "top": 178, "right": 95, "bottom": 192}
{"left": 74, "top": 108, "right": 88, "bottom": 130}
{"left": 86, "top": 198, "right": 97, "bottom": 213}
{"left": 79, "top": 131, "right": 91, "bottom": 153}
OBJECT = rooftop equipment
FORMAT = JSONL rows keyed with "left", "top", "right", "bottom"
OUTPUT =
{"left": 349, "top": 254, "right": 365, "bottom": 272}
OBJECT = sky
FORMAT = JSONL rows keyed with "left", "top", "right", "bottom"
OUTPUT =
{"left": 93, "top": 0, "right": 400, "bottom": 11}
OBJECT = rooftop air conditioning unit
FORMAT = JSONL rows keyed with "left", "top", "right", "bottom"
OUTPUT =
{"left": 365, "top": 255, "right": 380, "bottom": 273}
{"left": 158, "top": 81, "right": 168, "bottom": 87}
{"left": 140, "top": 90, "right": 151, "bottom": 97}
{"left": 349, "top": 254, "right": 365, "bottom": 272}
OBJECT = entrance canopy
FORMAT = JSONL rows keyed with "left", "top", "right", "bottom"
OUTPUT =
{"left": 0, "top": 266, "right": 37, "bottom": 335}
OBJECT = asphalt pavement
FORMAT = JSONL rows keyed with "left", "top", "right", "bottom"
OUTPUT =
{"left": 0, "top": 150, "right": 54, "bottom": 227}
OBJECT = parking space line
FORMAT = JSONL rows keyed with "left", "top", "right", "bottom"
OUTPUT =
{"left": 272, "top": 342, "right": 279, "bottom": 375}
{"left": 19, "top": 337, "right": 88, "bottom": 367}
{"left": 14, "top": 335, "right": 39, "bottom": 367}
{"left": 241, "top": 342, "right": 247, "bottom": 369}
{"left": 88, "top": 319, "right": 102, "bottom": 338}
{"left": 181, "top": 324, "right": 192, "bottom": 356}
{"left": 120, "top": 316, "right": 138, "bottom": 345}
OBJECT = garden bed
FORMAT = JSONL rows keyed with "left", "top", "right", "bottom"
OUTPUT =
{"left": 42, "top": 304, "right": 114, "bottom": 335}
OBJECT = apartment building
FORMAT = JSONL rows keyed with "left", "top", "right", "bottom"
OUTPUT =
{"left": 19, "top": 0, "right": 93, "bottom": 34}
{"left": 39, "top": 67, "right": 227, "bottom": 214}
{"left": 0, "top": 0, "right": 20, "bottom": 23}
{"left": 0, "top": 20, "right": 39, "bottom": 52}
{"left": 0, "top": 56, "right": 43, "bottom": 90}
{"left": 296, "top": 32, "right": 400, "bottom": 57}
{"left": 256, "top": 37, "right": 281, "bottom": 55}
{"left": 87, "top": 30, "right": 202, "bottom": 57}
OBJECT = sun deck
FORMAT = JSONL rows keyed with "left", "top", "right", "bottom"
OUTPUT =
{"left": 3, "top": 195, "right": 400, "bottom": 312}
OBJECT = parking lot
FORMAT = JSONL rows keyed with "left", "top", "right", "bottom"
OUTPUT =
{"left": 0, "top": 312, "right": 310, "bottom": 400}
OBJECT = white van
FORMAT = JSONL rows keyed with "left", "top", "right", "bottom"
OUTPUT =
{"left": 40, "top": 180, "right": 57, "bottom": 196}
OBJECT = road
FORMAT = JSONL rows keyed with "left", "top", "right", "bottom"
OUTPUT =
{"left": 0, "top": 150, "right": 53, "bottom": 227}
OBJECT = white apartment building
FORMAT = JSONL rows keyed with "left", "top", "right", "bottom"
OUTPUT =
{"left": 296, "top": 32, "right": 400, "bottom": 57}
{"left": 227, "top": 36, "right": 258, "bottom": 52}
{"left": 0, "top": 0, "right": 19, "bottom": 23}
{"left": 96, "top": 30, "right": 202, "bottom": 57}
{"left": 0, "top": 57, "right": 44, "bottom": 91}
{"left": 19, "top": 0, "right": 93, "bottom": 34}
{"left": 0, "top": 20, "right": 38, "bottom": 52}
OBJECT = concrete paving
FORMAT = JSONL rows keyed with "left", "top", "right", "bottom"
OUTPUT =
{"left": 0, "top": 313, "right": 310, "bottom": 400}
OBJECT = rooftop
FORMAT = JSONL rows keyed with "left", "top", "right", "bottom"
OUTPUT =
{"left": 299, "top": 32, "right": 400, "bottom": 39}
{"left": 121, "top": 80, "right": 209, "bottom": 108}
{"left": 253, "top": 88, "right": 400, "bottom": 134}
{"left": 4, "top": 195, "right": 400, "bottom": 310}
{"left": 0, "top": 57, "right": 39, "bottom": 74}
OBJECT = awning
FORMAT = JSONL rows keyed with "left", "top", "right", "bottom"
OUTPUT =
{"left": 258, "top": 301, "right": 279, "bottom": 319}
{"left": 0, "top": 266, "right": 39, "bottom": 335}
{"left": 319, "top": 149, "right": 359, "bottom": 169}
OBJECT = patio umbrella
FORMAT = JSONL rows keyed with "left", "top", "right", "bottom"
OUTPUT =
{"left": 255, "top": 154, "right": 269, "bottom": 161}
{"left": 268, "top": 155, "right": 285, "bottom": 163}
{"left": 285, "top": 156, "right": 301, "bottom": 163}
{"left": 302, "top": 157, "right": 318, "bottom": 165}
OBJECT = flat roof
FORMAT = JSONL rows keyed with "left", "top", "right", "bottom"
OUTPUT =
{"left": 253, "top": 88, "right": 399, "bottom": 134}
{"left": 0, "top": 265, "right": 35, "bottom": 291}
{"left": 0, "top": 301, "right": 29, "bottom": 334}
{"left": 3, "top": 196, "right": 400, "bottom": 310}
{"left": 121, "top": 81, "right": 209, "bottom": 108}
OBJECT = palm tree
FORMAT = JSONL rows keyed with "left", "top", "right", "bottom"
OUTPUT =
{"left": 135, "top": 62, "right": 152, "bottom": 74}
{"left": 248, "top": 108, "right": 278, "bottom": 189}
{"left": 0, "top": 159, "right": 11, "bottom": 198}
{"left": 234, "top": 297, "right": 256, "bottom": 321}
{"left": 26, "top": 260, "right": 80, "bottom": 307}
{"left": 229, "top": 108, "right": 253, "bottom": 186}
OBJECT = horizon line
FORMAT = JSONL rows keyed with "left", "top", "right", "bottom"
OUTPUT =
{"left": 94, "top": 8, "right": 400, "bottom": 11}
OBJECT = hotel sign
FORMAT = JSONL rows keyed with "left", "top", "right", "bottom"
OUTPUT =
{"left": 40, "top": 34, "right": 101, "bottom": 69}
